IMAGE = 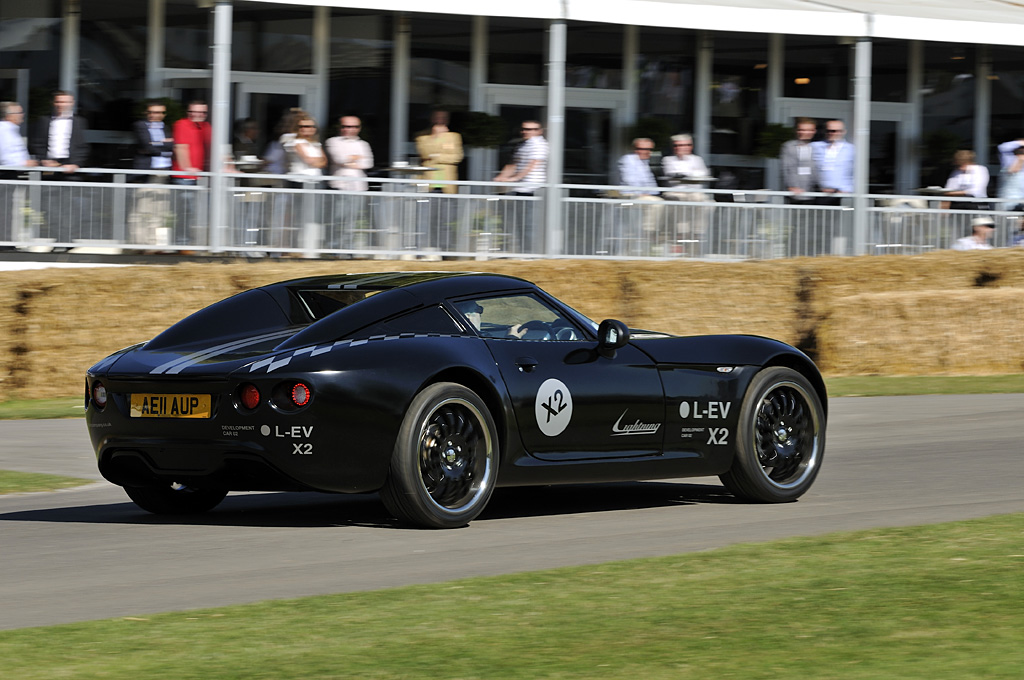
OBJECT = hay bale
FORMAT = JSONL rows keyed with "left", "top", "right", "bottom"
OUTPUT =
{"left": 818, "top": 287, "right": 1024, "bottom": 375}
{"left": 805, "top": 249, "right": 1024, "bottom": 314}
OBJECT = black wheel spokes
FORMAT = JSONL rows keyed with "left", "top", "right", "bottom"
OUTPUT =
{"left": 419, "top": 404, "right": 484, "bottom": 509}
{"left": 754, "top": 385, "right": 814, "bottom": 484}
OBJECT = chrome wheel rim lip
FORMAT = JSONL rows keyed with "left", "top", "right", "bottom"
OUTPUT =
{"left": 416, "top": 396, "right": 494, "bottom": 514}
{"left": 751, "top": 380, "right": 821, "bottom": 490}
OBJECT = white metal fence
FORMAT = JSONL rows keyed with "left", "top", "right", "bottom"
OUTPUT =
{"left": 2, "top": 167, "right": 1020, "bottom": 259}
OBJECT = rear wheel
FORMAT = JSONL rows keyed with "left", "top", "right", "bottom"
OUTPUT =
{"left": 381, "top": 383, "right": 498, "bottom": 529}
{"left": 720, "top": 367, "right": 825, "bottom": 502}
{"left": 124, "top": 483, "right": 228, "bottom": 515}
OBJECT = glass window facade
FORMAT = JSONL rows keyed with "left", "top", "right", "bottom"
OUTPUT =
{"left": 165, "top": 0, "right": 211, "bottom": 70}
{"left": 784, "top": 36, "right": 850, "bottom": 100}
{"left": 989, "top": 45, "right": 1024, "bottom": 157}
{"left": 0, "top": 1, "right": 61, "bottom": 124}
{"left": 409, "top": 14, "right": 471, "bottom": 140}
{"left": 712, "top": 34, "right": 768, "bottom": 157}
{"left": 328, "top": 11, "right": 392, "bottom": 164}
{"left": 488, "top": 17, "right": 545, "bottom": 86}
{"left": 566, "top": 22, "right": 622, "bottom": 89}
{"left": 872, "top": 39, "right": 908, "bottom": 103}
{"left": 921, "top": 42, "right": 976, "bottom": 185}
{"left": 232, "top": 3, "right": 312, "bottom": 74}
{"left": 635, "top": 27, "right": 696, "bottom": 147}
{"left": 78, "top": 0, "right": 148, "bottom": 165}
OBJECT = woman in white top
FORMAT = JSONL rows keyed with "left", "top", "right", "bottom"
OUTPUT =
{"left": 943, "top": 149, "right": 989, "bottom": 211}
{"left": 284, "top": 113, "right": 326, "bottom": 182}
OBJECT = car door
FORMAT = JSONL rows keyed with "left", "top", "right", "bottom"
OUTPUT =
{"left": 452, "top": 293, "right": 665, "bottom": 461}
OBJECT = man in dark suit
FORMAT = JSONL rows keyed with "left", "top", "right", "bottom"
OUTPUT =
{"left": 29, "top": 91, "right": 91, "bottom": 241}
{"left": 133, "top": 100, "right": 174, "bottom": 178}
{"left": 30, "top": 90, "right": 89, "bottom": 173}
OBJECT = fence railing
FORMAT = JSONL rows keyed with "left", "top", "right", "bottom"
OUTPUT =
{"left": 2, "top": 167, "right": 1020, "bottom": 259}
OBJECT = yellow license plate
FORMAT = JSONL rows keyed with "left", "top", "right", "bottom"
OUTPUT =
{"left": 130, "top": 394, "right": 212, "bottom": 419}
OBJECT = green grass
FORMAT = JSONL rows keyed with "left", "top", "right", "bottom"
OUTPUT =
{"left": 825, "top": 373, "right": 1024, "bottom": 397}
{"left": 0, "top": 514, "right": 1021, "bottom": 679}
{"left": 0, "top": 469, "right": 93, "bottom": 494}
{"left": 4, "top": 375, "right": 1024, "bottom": 420}
{"left": 0, "top": 398, "right": 83, "bottom": 420}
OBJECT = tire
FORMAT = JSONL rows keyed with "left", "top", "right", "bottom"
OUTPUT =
{"left": 720, "top": 366, "right": 825, "bottom": 503}
{"left": 380, "top": 382, "right": 499, "bottom": 529}
{"left": 124, "top": 483, "right": 228, "bottom": 515}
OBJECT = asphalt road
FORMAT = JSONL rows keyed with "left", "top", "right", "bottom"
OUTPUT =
{"left": 2, "top": 394, "right": 1023, "bottom": 631}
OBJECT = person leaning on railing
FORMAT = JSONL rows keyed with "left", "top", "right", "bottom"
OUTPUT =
{"left": 0, "top": 101, "right": 38, "bottom": 175}
{"left": 942, "top": 149, "right": 989, "bottom": 211}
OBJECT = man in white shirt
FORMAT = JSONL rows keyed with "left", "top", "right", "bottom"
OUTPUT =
{"left": 1, "top": 101, "right": 38, "bottom": 244}
{"left": 0, "top": 101, "right": 36, "bottom": 169}
{"left": 326, "top": 115, "right": 374, "bottom": 191}
{"left": 615, "top": 138, "right": 663, "bottom": 253}
{"left": 662, "top": 133, "right": 710, "bottom": 252}
{"left": 325, "top": 115, "right": 374, "bottom": 249}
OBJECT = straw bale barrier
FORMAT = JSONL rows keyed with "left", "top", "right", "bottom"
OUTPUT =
{"left": 817, "top": 288, "right": 1024, "bottom": 375}
{"left": 1, "top": 249, "right": 1023, "bottom": 400}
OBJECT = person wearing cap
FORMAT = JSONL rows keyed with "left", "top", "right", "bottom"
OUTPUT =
{"left": 952, "top": 216, "right": 995, "bottom": 250}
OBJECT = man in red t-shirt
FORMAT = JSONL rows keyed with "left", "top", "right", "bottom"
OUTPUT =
{"left": 172, "top": 100, "right": 211, "bottom": 183}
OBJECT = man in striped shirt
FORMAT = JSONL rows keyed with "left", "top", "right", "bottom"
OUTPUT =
{"left": 495, "top": 120, "right": 548, "bottom": 194}
{"left": 495, "top": 120, "right": 548, "bottom": 252}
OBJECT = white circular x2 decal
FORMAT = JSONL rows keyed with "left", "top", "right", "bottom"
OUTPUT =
{"left": 535, "top": 378, "right": 573, "bottom": 437}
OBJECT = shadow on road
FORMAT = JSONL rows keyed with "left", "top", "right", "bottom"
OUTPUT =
{"left": 0, "top": 480, "right": 737, "bottom": 529}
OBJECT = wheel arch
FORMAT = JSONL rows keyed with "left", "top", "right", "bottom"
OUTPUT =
{"left": 761, "top": 352, "right": 828, "bottom": 419}
{"left": 420, "top": 366, "right": 510, "bottom": 460}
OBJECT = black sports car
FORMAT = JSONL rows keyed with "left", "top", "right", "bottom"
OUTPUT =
{"left": 85, "top": 271, "right": 827, "bottom": 528}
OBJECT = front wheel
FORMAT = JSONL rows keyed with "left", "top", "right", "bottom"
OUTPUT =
{"left": 720, "top": 367, "right": 825, "bottom": 503}
{"left": 124, "top": 483, "right": 228, "bottom": 515}
{"left": 380, "top": 383, "right": 499, "bottom": 529}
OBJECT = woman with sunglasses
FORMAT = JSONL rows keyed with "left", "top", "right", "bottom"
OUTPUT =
{"left": 285, "top": 112, "right": 326, "bottom": 181}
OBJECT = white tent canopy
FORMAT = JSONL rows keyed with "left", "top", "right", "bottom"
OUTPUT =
{"left": 249, "top": 0, "right": 1024, "bottom": 46}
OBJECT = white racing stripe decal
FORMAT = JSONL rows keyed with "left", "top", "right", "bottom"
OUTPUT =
{"left": 248, "top": 334, "right": 469, "bottom": 374}
{"left": 151, "top": 329, "right": 296, "bottom": 375}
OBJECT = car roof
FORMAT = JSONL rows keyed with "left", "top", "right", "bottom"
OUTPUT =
{"left": 263, "top": 271, "right": 535, "bottom": 305}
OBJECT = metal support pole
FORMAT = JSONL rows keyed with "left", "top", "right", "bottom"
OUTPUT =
{"left": 390, "top": 15, "right": 411, "bottom": 164}
{"left": 209, "top": 0, "right": 232, "bottom": 253}
{"left": 312, "top": 6, "right": 330, "bottom": 128}
{"left": 766, "top": 34, "right": 784, "bottom": 191}
{"left": 468, "top": 15, "right": 487, "bottom": 182}
{"left": 694, "top": 32, "right": 712, "bottom": 161}
{"left": 544, "top": 19, "right": 567, "bottom": 256}
{"left": 975, "top": 45, "right": 991, "bottom": 168}
{"left": 852, "top": 35, "right": 872, "bottom": 256}
{"left": 907, "top": 41, "right": 923, "bottom": 192}
{"left": 623, "top": 25, "right": 638, "bottom": 132}
{"left": 60, "top": 0, "right": 80, "bottom": 96}
{"left": 146, "top": 0, "right": 165, "bottom": 98}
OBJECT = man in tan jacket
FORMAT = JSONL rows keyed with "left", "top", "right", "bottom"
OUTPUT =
{"left": 416, "top": 110, "right": 463, "bottom": 194}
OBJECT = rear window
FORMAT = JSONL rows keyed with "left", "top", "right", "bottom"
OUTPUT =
{"left": 295, "top": 289, "right": 381, "bottom": 320}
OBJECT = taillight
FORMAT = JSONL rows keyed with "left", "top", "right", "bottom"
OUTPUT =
{"left": 240, "top": 383, "right": 261, "bottom": 410}
{"left": 290, "top": 382, "right": 311, "bottom": 407}
{"left": 91, "top": 381, "right": 108, "bottom": 409}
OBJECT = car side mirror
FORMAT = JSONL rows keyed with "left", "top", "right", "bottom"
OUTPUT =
{"left": 597, "top": 319, "right": 630, "bottom": 357}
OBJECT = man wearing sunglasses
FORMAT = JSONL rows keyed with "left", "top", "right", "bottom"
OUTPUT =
{"left": 811, "top": 119, "right": 854, "bottom": 203}
{"left": 614, "top": 138, "right": 664, "bottom": 253}
{"left": 494, "top": 120, "right": 548, "bottom": 252}
{"left": 495, "top": 120, "right": 547, "bottom": 194}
